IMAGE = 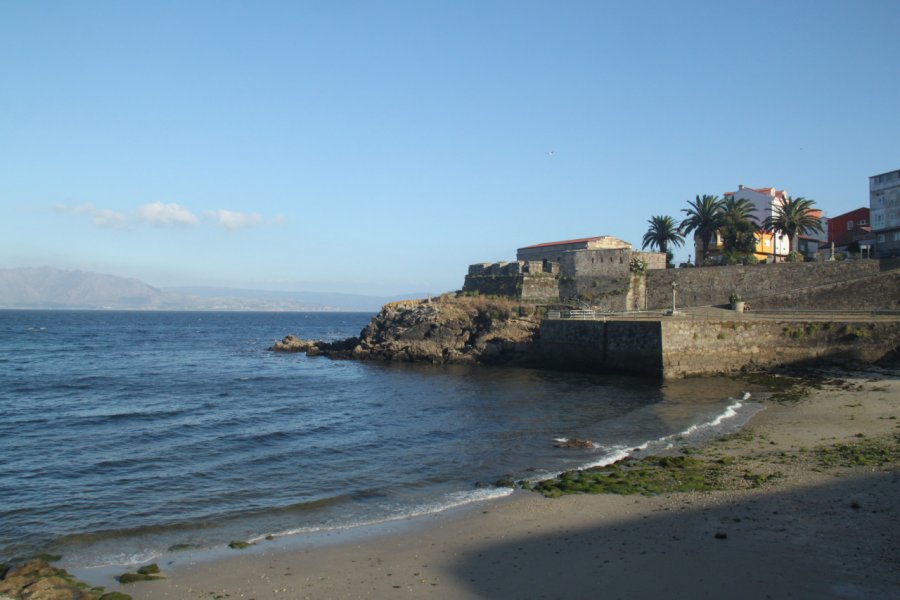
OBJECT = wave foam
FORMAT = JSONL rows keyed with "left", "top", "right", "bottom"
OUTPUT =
{"left": 249, "top": 487, "right": 514, "bottom": 543}
{"left": 538, "top": 396, "right": 761, "bottom": 483}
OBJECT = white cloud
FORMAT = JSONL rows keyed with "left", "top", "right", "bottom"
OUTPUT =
{"left": 91, "top": 209, "right": 129, "bottom": 229}
{"left": 137, "top": 202, "right": 199, "bottom": 226}
{"left": 71, "top": 203, "right": 96, "bottom": 215}
{"left": 55, "top": 202, "right": 128, "bottom": 229}
{"left": 205, "top": 209, "right": 265, "bottom": 230}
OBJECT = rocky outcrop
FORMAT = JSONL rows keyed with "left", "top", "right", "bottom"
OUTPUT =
{"left": 271, "top": 296, "right": 541, "bottom": 366}
{"left": 0, "top": 558, "right": 130, "bottom": 600}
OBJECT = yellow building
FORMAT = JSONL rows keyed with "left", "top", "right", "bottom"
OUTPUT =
{"left": 697, "top": 230, "right": 780, "bottom": 263}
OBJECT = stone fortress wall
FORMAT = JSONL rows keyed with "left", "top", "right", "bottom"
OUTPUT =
{"left": 463, "top": 244, "right": 667, "bottom": 305}
{"left": 645, "top": 259, "right": 900, "bottom": 311}
{"left": 463, "top": 234, "right": 900, "bottom": 312}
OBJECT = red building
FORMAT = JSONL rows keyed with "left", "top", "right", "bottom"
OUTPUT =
{"left": 827, "top": 207, "right": 872, "bottom": 250}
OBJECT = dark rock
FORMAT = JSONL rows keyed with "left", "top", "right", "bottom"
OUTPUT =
{"left": 136, "top": 563, "right": 159, "bottom": 575}
{"left": 714, "top": 531, "right": 728, "bottom": 539}
{"left": 7, "top": 559, "right": 58, "bottom": 580}
{"left": 17, "top": 576, "right": 79, "bottom": 599}
{"left": 554, "top": 438, "right": 594, "bottom": 449}
{"left": 31, "top": 554, "right": 63, "bottom": 563}
{"left": 269, "top": 296, "right": 540, "bottom": 367}
{"left": 0, "top": 558, "right": 114, "bottom": 600}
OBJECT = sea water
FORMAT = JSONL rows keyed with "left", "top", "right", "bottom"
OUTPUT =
{"left": 0, "top": 310, "right": 761, "bottom": 569}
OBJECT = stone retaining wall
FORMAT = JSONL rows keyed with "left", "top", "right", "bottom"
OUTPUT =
{"left": 646, "top": 259, "right": 900, "bottom": 311}
{"left": 540, "top": 317, "right": 900, "bottom": 378}
{"left": 660, "top": 319, "right": 900, "bottom": 377}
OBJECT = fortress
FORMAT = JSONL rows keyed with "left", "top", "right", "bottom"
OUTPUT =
{"left": 464, "top": 235, "right": 900, "bottom": 313}
{"left": 463, "top": 235, "right": 666, "bottom": 310}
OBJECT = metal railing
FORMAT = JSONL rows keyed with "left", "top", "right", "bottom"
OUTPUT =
{"left": 546, "top": 306, "right": 899, "bottom": 321}
{"left": 548, "top": 310, "right": 599, "bottom": 320}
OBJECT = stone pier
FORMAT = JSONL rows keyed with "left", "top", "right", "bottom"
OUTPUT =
{"left": 539, "top": 313, "right": 900, "bottom": 378}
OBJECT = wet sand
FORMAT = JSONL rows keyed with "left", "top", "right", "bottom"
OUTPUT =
{"left": 116, "top": 368, "right": 899, "bottom": 600}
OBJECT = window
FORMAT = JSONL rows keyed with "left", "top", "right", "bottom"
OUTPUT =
{"left": 847, "top": 221, "right": 854, "bottom": 230}
{"left": 878, "top": 234, "right": 886, "bottom": 243}
{"left": 858, "top": 219, "right": 867, "bottom": 225}
{"left": 894, "top": 232, "right": 900, "bottom": 241}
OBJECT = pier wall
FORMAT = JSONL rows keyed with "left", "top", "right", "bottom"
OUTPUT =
{"left": 540, "top": 318, "right": 900, "bottom": 378}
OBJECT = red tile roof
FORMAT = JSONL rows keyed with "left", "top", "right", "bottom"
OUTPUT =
{"left": 725, "top": 186, "right": 786, "bottom": 199}
{"left": 520, "top": 236, "right": 606, "bottom": 250}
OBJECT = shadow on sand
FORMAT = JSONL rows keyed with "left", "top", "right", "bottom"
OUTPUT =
{"left": 450, "top": 471, "right": 898, "bottom": 599}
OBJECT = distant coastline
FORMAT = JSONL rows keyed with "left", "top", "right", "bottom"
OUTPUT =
{"left": 0, "top": 267, "right": 414, "bottom": 312}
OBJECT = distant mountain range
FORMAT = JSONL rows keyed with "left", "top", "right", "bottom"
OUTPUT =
{"left": 0, "top": 267, "right": 415, "bottom": 312}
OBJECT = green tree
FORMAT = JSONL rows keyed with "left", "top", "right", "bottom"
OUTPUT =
{"left": 680, "top": 194, "right": 723, "bottom": 262}
{"left": 763, "top": 196, "right": 823, "bottom": 256}
{"left": 641, "top": 215, "right": 685, "bottom": 263}
{"left": 719, "top": 196, "right": 759, "bottom": 256}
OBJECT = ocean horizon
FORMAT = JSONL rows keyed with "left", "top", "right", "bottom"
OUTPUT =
{"left": 0, "top": 309, "right": 761, "bottom": 570}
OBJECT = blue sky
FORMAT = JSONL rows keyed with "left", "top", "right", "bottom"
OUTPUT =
{"left": 2, "top": 1, "right": 898, "bottom": 295}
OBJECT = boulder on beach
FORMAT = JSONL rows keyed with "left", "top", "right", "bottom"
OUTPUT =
{"left": 0, "top": 557, "right": 124, "bottom": 600}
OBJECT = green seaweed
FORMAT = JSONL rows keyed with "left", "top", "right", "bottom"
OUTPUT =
{"left": 136, "top": 563, "right": 160, "bottom": 575}
{"left": 31, "top": 553, "right": 63, "bottom": 562}
{"left": 814, "top": 435, "right": 900, "bottom": 468}
{"left": 532, "top": 455, "right": 725, "bottom": 497}
{"left": 741, "top": 470, "right": 784, "bottom": 488}
{"left": 116, "top": 572, "right": 162, "bottom": 584}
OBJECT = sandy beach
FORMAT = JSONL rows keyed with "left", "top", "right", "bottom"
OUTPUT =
{"left": 105, "top": 367, "right": 898, "bottom": 600}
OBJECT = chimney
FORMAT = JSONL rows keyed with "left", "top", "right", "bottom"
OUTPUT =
{"left": 738, "top": 184, "right": 744, "bottom": 190}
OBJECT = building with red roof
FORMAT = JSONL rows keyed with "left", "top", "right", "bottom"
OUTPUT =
{"left": 516, "top": 235, "right": 631, "bottom": 263}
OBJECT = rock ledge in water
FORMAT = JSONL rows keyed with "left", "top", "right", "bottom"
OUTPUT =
{"left": 270, "top": 295, "right": 541, "bottom": 366}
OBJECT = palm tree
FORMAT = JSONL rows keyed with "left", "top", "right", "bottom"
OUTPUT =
{"left": 763, "top": 196, "right": 823, "bottom": 258}
{"left": 719, "top": 197, "right": 759, "bottom": 256}
{"left": 641, "top": 215, "right": 685, "bottom": 261}
{"left": 680, "top": 194, "right": 723, "bottom": 262}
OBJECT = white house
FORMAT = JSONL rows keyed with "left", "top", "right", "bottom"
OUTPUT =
{"left": 723, "top": 185, "right": 792, "bottom": 259}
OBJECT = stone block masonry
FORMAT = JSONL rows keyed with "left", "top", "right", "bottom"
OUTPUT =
{"left": 463, "top": 251, "right": 899, "bottom": 312}
{"left": 463, "top": 260, "right": 560, "bottom": 302}
{"left": 540, "top": 317, "right": 900, "bottom": 378}
{"left": 660, "top": 318, "right": 900, "bottom": 377}
{"left": 646, "top": 259, "right": 900, "bottom": 311}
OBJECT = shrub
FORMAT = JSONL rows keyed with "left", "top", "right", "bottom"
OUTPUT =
{"left": 629, "top": 257, "right": 648, "bottom": 274}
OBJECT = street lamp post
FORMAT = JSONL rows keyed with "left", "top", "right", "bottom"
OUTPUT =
{"left": 670, "top": 281, "right": 678, "bottom": 316}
